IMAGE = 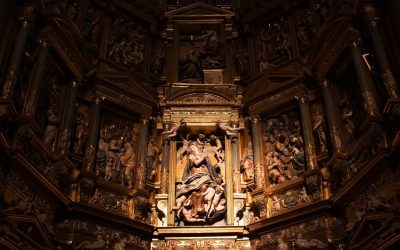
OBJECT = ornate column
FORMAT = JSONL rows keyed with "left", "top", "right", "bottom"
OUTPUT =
{"left": 136, "top": 116, "right": 149, "bottom": 190}
{"left": 250, "top": 116, "right": 268, "bottom": 219}
{"left": 296, "top": 96, "right": 318, "bottom": 170}
{"left": 22, "top": 38, "right": 50, "bottom": 118}
{"left": 251, "top": 116, "right": 265, "bottom": 189}
{"left": 59, "top": 80, "right": 79, "bottom": 155}
{"left": 1, "top": 17, "right": 32, "bottom": 101}
{"left": 320, "top": 79, "right": 346, "bottom": 154}
{"left": 84, "top": 97, "right": 102, "bottom": 172}
{"left": 158, "top": 123, "right": 171, "bottom": 226}
{"left": 351, "top": 40, "right": 381, "bottom": 120}
{"left": 363, "top": 4, "right": 399, "bottom": 99}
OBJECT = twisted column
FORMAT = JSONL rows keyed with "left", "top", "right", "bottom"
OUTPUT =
{"left": 136, "top": 116, "right": 149, "bottom": 190}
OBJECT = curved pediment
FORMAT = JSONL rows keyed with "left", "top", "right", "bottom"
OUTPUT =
{"left": 165, "top": 2, "right": 235, "bottom": 19}
{"left": 166, "top": 92, "right": 235, "bottom": 105}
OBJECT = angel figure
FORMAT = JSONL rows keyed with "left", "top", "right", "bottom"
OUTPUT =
{"left": 161, "top": 118, "right": 186, "bottom": 140}
{"left": 216, "top": 120, "right": 242, "bottom": 138}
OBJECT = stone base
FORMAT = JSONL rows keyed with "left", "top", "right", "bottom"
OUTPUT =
{"left": 203, "top": 69, "right": 224, "bottom": 84}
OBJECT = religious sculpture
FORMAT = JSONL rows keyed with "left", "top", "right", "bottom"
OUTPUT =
{"left": 161, "top": 118, "right": 186, "bottom": 140}
{"left": 216, "top": 120, "right": 242, "bottom": 138}
{"left": 173, "top": 134, "right": 226, "bottom": 225}
{"left": 146, "top": 138, "right": 160, "bottom": 180}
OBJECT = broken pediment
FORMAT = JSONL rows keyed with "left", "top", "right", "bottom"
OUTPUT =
{"left": 165, "top": 2, "right": 235, "bottom": 19}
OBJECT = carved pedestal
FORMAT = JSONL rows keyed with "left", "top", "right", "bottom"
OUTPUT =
{"left": 202, "top": 69, "right": 224, "bottom": 84}
{"left": 156, "top": 194, "right": 168, "bottom": 227}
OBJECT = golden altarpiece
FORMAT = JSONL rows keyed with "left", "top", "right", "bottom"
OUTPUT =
{"left": 0, "top": 0, "right": 400, "bottom": 249}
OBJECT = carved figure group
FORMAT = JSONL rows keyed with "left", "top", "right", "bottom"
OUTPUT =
{"left": 96, "top": 122, "right": 139, "bottom": 188}
{"left": 172, "top": 134, "right": 226, "bottom": 225}
{"left": 263, "top": 115, "right": 305, "bottom": 185}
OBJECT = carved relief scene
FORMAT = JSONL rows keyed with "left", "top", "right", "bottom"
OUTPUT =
{"left": 262, "top": 112, "right": 306, "bottom": 186}
{"left": 178, "top": 24, "right": 225, "bottom": 83}
{"left": 96, "top": 112, "right": 140, "bottom": 188}
{"left": 1, "top": 0, "right": 400, "bottom": 249}
{"left": 172, "top": 129, "right": 228, "bottom": 225}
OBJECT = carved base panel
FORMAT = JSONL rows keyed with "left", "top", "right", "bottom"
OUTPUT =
{"left": 152, "top": 237, "right": 251, "bottom": 250}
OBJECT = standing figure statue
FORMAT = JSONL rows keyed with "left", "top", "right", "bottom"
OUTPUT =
{"left": 161, "top": 118, "right": 186, "bottom": 140}
{"left": 216, "top": 120, "right": 242, "bottom": 138}
{"left": 146, "top": 138, "right": 160, "bottom": 180}
{"left": 119, "top": 143, "right": 136, "bottom": 188}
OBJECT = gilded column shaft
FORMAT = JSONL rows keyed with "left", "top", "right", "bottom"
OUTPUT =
{"left": 320, "top": 80, "right": 346, "bottom": 153}
{"left": 136, "top": 117, "right": 149, "bottom": 190}
{"left": 23, "top": 39, "right": 50, "bottom": 118}
{"left": 59, "top": 80, "right": 79, "bottom": 155}
{"left": 251, "top": 116, "right": 266, "bottom": 189}
{"left": 84, "top": 97, "right": 102, "bottom": 171}
{"left": 1, "top": 18, "right": 31, "bottom": 100}
{"left": 297, "top": 96, "right": 318, "bottom": 170}
{"left": 364, "top": 5, "right": 399, "bottom": 99}
{"left": 351, "top": 41, "right": 381, "bottom": 120}
{"left": 160, "top": 138, "right": 170, "bottom": 194}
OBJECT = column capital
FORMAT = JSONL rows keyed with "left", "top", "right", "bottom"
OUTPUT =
{"left": 141, "top": 115, "right": 150, "bottom": 124}
{"left": 251, "top": 115, "right": 261, "bottom": 124}
{"left": 94, "top": 96, "right": 105, "bottom": 104}
{"left": 295, "top": 95, "right": 309, "bottom": 104}
{"left": 72, "top": 80, "right": 80, "bottom": 88}
{"left": 19, "top": 17, "right": 32, "bottom": 28}
{"left": 363, "top": 4, "right": 379, "bottom": 26}
{"left": 320, "top": 79, "right": 330, "bottom": 87}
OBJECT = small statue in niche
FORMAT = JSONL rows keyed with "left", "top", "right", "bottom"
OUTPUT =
{"left": 312, "top": 109, "right": 327, "bottom": 153}
{"left": 146, "top": 138, "right": 160, "bottom": 180}
{"left": 266, "top": 151, "right": 287, "bottom": 185}
{"left": 298, "top": 186, "right": 311, "bottom": 203}
{"left": 73, "top": 107, "right": 89, "bottom": 154}
{"left": 282, "top": 190, "right": 297, "bottom": 208}
{"left": 119, "top": 142, "right": 136, "bottom": 188}
{"left": 88, "top": 188, "right": 101, "bottom": 205}
{"left": 339, "top": 99, "right": 355, "bottom": 139}
{"left": 272, "top": 195, "right": 282, "bottom": 213}
{"left": 240, "top": 140, "right": 254, "bottom": 179}
{"left": 44, "top": 106, "right": 59, "bottom": 146}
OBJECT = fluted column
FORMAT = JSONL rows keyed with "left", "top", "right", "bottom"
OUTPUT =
{"left": 251, "top": 116, "right": 266, "bottom": 189}
{"left": 296, "top": 96, "right": 318, "bottom": 170}
{"left": 160, "top": 123, "right": 170, "bottom": 194}
{"left": 136, "top": 116, "right": 149, "bottom": 190}
{"left": 351, "top": 40, "right": 381, "bottom": 120}
{"left": 363, "top": 4, "right": 399, "bottom": 99}
{"left": 22, "top": 38, "right": 49, "bottom": 118}
{"left": 59, "top": 80, "right": 79, "bottom": 155}
{"left": 84, "top": 97, "right": 102, "bottom": 172}
{"left": 320, "top": 80, "right": 346, "bottom": 153}
{"left": 1, "top": 17, "right": 32, "bottom": 100}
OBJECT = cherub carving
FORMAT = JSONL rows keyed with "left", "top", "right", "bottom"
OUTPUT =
{"left": 161, "top": 118, "right": 186, "bottom": 140}
{"left": 216, "top": 120, "right": 242, "bottom": 138}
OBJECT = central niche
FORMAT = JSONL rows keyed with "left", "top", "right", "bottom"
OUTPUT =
{"left": 178, "top": 23, "right": 225, "bottom": 83}
{"left": 172, "top": 130, "right": 227, "bottom": 226}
